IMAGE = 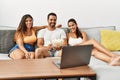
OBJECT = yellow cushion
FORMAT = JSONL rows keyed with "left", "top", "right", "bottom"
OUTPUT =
{"left": 100, "top": 30, "right": 120, "bottom": 51}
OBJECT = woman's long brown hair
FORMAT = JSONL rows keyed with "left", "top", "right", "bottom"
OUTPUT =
{"left": 68, "top": 18, "right": 83, "bottom": 38}
{"left": 14, "top": 14, "right": 33, "bottom": 42}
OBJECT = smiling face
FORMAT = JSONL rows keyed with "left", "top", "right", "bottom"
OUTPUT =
{"left": 47, "top": 15, "right": 57, "bottom": 28}
{"left": 25, "top": 17, "right": 33, "bottom": 29}
{"left": 68, "top": 21, "right": 77, "bottom": 33}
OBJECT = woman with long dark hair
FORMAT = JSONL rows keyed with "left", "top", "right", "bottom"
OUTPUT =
{"left": 66, "top": 18, "right": 120, "bottom": 66}
{"left": 9, "top": 14, "right": 48, "bottom": 59}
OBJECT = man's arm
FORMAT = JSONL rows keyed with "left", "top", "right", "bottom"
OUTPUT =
{"left": 33, "top": 24, "right": 61, "bottom": 32}
{"left": 37, "top": 38, "right": 53, "bottom": 51}
{"left": 37, "top": 38, "right": 44, "bottom": 48}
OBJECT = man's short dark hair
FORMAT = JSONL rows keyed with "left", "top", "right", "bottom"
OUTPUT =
{"left": 47, "top": 12, "right": 57, "bottom": 20}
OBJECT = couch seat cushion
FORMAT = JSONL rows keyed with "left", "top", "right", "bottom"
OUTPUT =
{"left": 89, "top": 56, "right": 120, "bottom": 80}
{"left": 0, "top": 54, "right": 10, "bottom": 60}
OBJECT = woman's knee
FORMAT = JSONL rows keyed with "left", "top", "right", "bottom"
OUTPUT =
{"left": 10, "top": 52, "right": 25, "bottom": 59}
{"left": 9, "top": 49, "right": 25, "bottom": 59}
{"left": 92, "top": 48, "right": 98, "bottom": 56}
{"left": 17, "top": 55, "right": 25, "bottom": 59}
{"left": 89, "top": 39, "right": 96, "bottom": 43}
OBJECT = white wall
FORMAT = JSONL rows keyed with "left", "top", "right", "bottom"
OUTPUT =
{"left": 0, "top": 0, "right": 120, "bottom": 29}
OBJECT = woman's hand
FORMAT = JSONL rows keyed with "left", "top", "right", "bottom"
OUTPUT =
{"left": 25, "top": 52, "right": 29, "bottom": 59}
{"left": 25, "top": 52, "right": 33, "bottom": 59}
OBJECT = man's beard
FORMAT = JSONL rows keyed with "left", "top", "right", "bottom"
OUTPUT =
{"left": 50, "top": 23, "right": 56, "bottom": 28}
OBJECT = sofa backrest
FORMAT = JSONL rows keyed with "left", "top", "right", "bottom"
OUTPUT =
{"left": 0, "top": 30, "right": 16, "bottom": 54}
{"left": 0, "top": 26, "right": 115, "bottom": 54}
{"left": 80, "top": 26, "right": 115, "bottom": 42}
{"left": 62, "top": 26, "right": 115, "bottom": 42}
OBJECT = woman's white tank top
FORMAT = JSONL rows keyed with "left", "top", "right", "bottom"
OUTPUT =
{"left": 68, "top": 37, "right": 83, "bottom": 46}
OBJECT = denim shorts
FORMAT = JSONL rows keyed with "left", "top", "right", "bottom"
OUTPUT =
{"left": 9, "top": 43, "right": 35, "bottom": 54}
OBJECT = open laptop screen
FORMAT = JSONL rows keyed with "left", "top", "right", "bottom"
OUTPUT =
{"left": 53, "top": 44, "right": 93, "bottom": 69}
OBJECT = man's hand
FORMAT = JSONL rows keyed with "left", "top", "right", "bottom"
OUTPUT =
{"left": 47, "top": 44, "right": 54, "bottom": 51}
{"left": 53, "top": 46, "right": 62, "bottom": 50}
{"left": 56, "top": 24, "right": 62, "bottom": 28}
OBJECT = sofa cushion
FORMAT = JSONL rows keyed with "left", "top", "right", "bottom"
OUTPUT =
{"left": 89, "top": 56, "right": 120, "bottom": 80}
{"left": 80, "top": 26, "right": 115, "bottom": 42}
{"left": 0, "top": 30, "right": 16, "bottom": 53}
{"left": 62, "top": 26, "right": 115, "bottom": 42}
{"left": 0, "top": 54, "right": 10, "bottom": 60}
{"left": 101, "top": 30, "right": 120, "bottom": 51}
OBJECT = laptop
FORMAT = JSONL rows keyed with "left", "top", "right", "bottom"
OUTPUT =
{"left": 53, "top": 44, "right": 93, "bottom": 69}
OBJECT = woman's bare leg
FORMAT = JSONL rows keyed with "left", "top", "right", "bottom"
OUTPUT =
{"left": 92, "top": 48, "right": 120, "bottom": 66}
{"left": 29, "top": 52, "right": 35, "bottom": 59}
{"left": 81, "top": 39, "right": 116, "bottom": 57}
{"left": 35, "top": 48, "right": 50, "bottom": 59}
{"left": 57, "top": 46, "right": 112, "bottom": 63}
{"left": 9, "top": 49, "right": 25, "bottom": 59}
{"left": 92, "top": 48, "right": 111, "bottom": 63}
{"left": 109, "top": 56, "right": 120, "bottom": 66}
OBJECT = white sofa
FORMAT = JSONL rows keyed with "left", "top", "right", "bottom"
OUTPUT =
{"left": 0, "top": 26, "right": 120, "bottom": 80}
{"left": 80, "top": 26, "right": 120, "bottom": 80}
